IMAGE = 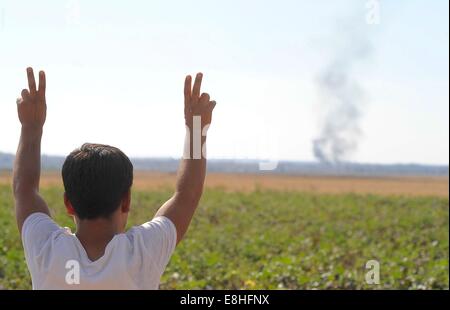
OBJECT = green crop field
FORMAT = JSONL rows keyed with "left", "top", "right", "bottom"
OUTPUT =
{"left": 0, "top": 184, "right": 448, "bottom": 290}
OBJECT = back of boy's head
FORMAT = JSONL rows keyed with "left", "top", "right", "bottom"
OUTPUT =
{"left": 62, "top": 143, "right": 133, "bottom": 220}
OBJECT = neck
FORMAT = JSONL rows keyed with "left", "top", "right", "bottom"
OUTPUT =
{"left": 74, "top": 217, "right": 123, "bottom": 261}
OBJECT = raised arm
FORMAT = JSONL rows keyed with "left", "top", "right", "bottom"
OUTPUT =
{"left": 13, "top": 67, "right": 50, "bottom": 234}
{"left": 155, "top": 73, "right": 216, "bottom": 244}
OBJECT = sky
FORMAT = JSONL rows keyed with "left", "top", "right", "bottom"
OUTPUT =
{"left": 0, "top": 0, "right": 448, "bottom": 165}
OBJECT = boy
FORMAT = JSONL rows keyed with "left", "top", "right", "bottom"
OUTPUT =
{"left": 13, "top": 67, "right": 216, "bottom": 289}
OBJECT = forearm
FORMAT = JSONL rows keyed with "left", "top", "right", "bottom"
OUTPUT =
{"left": 155, "top": 131, "right": 208, "bottom": 243}
{"left": 13, "top": 126, "right": 43, "bottom": 196}
{"left": 176, "top": 160, "right": 206, "bottom": 201}
{"left": 176, "top": 131, "right": 207, "bottom": 202}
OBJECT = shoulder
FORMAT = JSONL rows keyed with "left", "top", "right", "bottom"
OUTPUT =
{"left": 125, "top": 216, "right": 177, "bottom": 268}
{"left": 22, "top": 212, "right": 62, "bottom": 241}
{"left": 127, "top": 216, "right": 177, "bottom": 241}
{"left": 21, "top": 212, "right": 70, "bottom": 274}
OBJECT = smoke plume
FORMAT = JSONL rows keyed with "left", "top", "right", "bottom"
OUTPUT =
{"left": 313, "top": 24, "right": 372, "bottom": 164}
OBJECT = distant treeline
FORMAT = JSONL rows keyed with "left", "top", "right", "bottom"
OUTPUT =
{"left": 0, "top": 152, "right": 448, "bottom": 177}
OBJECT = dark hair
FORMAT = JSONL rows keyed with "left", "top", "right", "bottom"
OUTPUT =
{"left": 62, "top": 143, "right": 133, "bottom": 220}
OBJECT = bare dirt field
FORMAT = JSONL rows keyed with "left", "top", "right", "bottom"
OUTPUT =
{"left": 1, "top": 170, "right": 448, "bottom": 197}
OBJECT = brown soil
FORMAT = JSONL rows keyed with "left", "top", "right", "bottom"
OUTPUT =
{"left": 1, "top": 171, "right": 447, "bottom": 197}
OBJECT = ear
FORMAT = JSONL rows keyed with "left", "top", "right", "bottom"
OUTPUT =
{"left": 64, "top": 192, "right": 76, "bottom": 216}
{"left": 121, "top": 190, "right": 131, "bottom": 213}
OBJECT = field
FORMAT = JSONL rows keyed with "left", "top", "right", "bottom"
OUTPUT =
{"left": 0, "top": 172, "right": 448, "bottom": 289}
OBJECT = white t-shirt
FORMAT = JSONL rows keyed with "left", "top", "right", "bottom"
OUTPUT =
{"left": 21, "top": 212, "right": 177, "bottom": 290}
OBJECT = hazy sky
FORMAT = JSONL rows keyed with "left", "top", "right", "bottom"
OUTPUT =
{"left": 0, "top": 0, "right": 448, "bottom": 164}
